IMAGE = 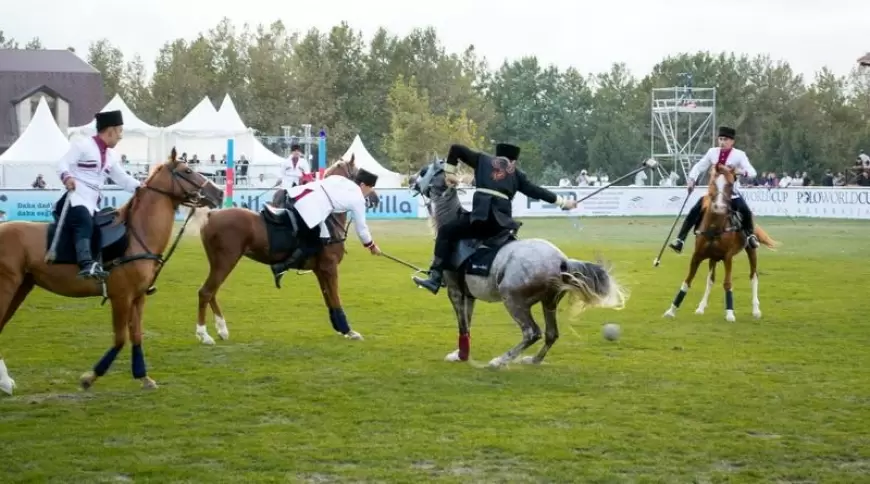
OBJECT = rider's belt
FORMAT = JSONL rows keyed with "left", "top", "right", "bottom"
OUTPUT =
{"left": 476, "top": 188, "right": 509, "bottom": 200}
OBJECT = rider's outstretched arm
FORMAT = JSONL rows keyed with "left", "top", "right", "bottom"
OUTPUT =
{"left": 445, "top": 144, "right": 481, "bottom": 174}
{"left": 516, "top": 170, "right": 569, "bottom": 207}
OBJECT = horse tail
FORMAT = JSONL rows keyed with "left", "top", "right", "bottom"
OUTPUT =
{"left": 753, "top": 225, "right": 780, "bottom": 250}
{"left": 558, "top": 258, "right": 628, "bottom": 312}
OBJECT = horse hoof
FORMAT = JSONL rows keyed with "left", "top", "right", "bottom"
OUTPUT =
{"left": 80, "top": 371, "right": 96, "bottom": 391}
{"left": 663, "top": 309, "right": 676, "bottom": 319}
{"left": 0, "top": 377, "right": 15, "bottom": 396}
{"left": 141, "top": 377, "right": 158, "bottom": 390}
{"left": 196, "top": 330, "right": 216, "bottom": 345}
{"left": 694, "top": 307, "right": 706, "bottom": 315}
{"left": 215, "top": 317, "right": 229, "bottom": 340}
{"left": 725, "top": 312, "right": 736, "bottom": 323}
{"left": 444, "top": 350, "right": 465, "bottom": 362}
{"left": 518, "top": 356, "right": 541, "bottom": 365}
{"left": 146, "top": 286, "right": 157, "bottom": 295}
{"left": 752, "top": 309, "right": 762, "bottom": 319}
{"left": 344, "top": 331, "right": 364, "bottom": 341}
{"left": 487, "top": 356, "right": 508, "bottom": 368}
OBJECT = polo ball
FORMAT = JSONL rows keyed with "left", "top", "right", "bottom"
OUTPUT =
{"left": 602, "top": 323, "right": 621, "bottom": 341}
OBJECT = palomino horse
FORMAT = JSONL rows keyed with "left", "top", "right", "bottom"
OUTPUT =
{"left": 663, "top": 164, "right": 778, "bottom": 322}
{"left": 0, "top": 148, "right": 223, "bottom": 395}
{"left": 410, "top": 159, "right": 628, "bottom": 368}
{"left": 195, "top": 156, "right": 376, "bottom": 344}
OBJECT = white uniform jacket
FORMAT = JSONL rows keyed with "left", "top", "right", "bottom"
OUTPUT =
{"left": 688, "top": 147, "right": 757, "bottom": 198}
{"left": 286, "top": 175, "right": 374, "bottom": 247}
{"left": 281, "top": 154, "right": 311, "bottom": 187}
{"left": 56, "top": 137, "right": 141, "bottom": 214}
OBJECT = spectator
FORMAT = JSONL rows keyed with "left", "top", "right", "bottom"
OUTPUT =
{"left": 801, "top": 171, "right": 811, "bottom": 186}
{"left": 778, "top": 172, "right": 793, "bottom": 187}
{"left": 822, "top": 170, "right": 834, "bottom": 186}
{"left": 0, "top": 209, "right": 6, "bottom": 222}
{"left": 791, "top": 170, "right": 804, "bottom": 187}
{"left": 858, "top": 170, "right": 870, "bottom": 187}
{"left": 859, "top": 150, "right": 870, "bottom": 169}
{"left": 575, "top": 170, "right": 590, "bottom": 186}
{"left": 31, "top": 174, "right": 47, "bottom": 189}
{"left": 834, "top": 172, "right": 846, "bottom": 186}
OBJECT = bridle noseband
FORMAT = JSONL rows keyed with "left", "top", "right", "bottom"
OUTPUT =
{"left": 143, "top": 165, "right": 212, "bottom": 207}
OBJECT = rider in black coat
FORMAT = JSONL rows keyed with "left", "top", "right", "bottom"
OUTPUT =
{"left": 413, "top": 143, "right": 577, "bottom": 294}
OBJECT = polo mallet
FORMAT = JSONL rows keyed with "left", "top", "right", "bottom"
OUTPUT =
{"left": 253, "top": 182, "right": 280, "bottom": 202}
{"left": 575, "top": 159, "right": 658, "bottom": 204}
{"left": 380, "top": 251, "right": 427, "bottom": 274}
{"left": 653, "top": 192, "right": 692, "bottom": 267}
{"left": 45, "top": 191, "right": 72, "bottom": 263}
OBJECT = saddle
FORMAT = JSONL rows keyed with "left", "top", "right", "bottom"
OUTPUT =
{"left": 448, "top": 224, "right": 520, "bottom": 277}
{"left": 260, "top": 204, "right": 345, "bottom": 267}
{"left": 46, "top": 207, "right": 129, "bottom": 266}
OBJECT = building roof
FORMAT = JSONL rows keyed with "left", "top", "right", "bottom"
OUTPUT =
{"left": 859, "top": 52, "right": 870, "bottom": 67}
{"left": 0, "top": 49, "right": 104, "bottom": 152}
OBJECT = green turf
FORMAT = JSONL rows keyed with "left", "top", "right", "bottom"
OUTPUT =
{"left": 2, "top": 217, "right": 869, "bottom": 483}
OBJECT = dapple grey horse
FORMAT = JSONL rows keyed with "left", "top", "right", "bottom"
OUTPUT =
{"left": 411, "top": 160, "right": 628, "bottom": 368}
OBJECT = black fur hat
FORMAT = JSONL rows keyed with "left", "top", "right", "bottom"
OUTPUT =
{"left": 718, "top": 126, "right": 736, "bottom": 139}
{"left": 355, "top": 168, "right": 378, "bottom": 187}
{"left": 495, "top": 143, "right": 521, "bottom": 160}
{"left": 95, "top": 110, "right": 123, "bottom": 132}
{"left": 290, "top": 143, "right": 302, "bottom": 152}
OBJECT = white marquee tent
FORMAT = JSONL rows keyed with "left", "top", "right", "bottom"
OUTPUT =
{"left": 0, "top": 97, "right": 71, "bottom": 188}
{"left": 67, "top": 94, "right": 162, "bottom": 163}
{"left": 341, "top": 135, "right": 403, "bottom": 188}
{"left": 162, "top": 96, "right": 255, "bottom": 164}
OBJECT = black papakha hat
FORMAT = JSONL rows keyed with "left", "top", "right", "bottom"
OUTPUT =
{"left": 495, "top": 143, "right": 521, "bottom": 160}
{"left": 95, "top": 110, "right": 123, "bottom": 132}
{"left": 718, "top": 126, "right": 736, "bottom": 139}
{"left": 355, "top": 168, "right": 378, "bottom": 187}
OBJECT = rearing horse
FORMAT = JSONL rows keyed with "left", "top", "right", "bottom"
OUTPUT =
{"left": 0, "top": 148, "right": 223, "bottom": 395}
{"left": 194, "top": 156, "right": 376, "bottom": 344}
{"left": 663, "top": 164, "right": 778, "bottom": 322}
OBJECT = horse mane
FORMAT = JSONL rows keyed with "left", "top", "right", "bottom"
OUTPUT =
{"left": 116, "top": 149, "right": 176, "bottom": 225}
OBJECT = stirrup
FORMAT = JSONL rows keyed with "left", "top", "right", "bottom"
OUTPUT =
{"left": 78, "top": 262, "right": 108, "bottom": 280}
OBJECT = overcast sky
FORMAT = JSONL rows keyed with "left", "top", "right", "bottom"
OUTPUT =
{"left": 4, "top": 0, "right": 869, "bottom": 82}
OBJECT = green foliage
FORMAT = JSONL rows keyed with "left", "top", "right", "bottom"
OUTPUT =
{"left": 8, "top": 22, "right": 869, "bottom": 179}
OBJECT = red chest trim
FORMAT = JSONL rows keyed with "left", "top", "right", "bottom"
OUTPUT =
{"left": 293, "top": 188, "right": 314, "bottom": 202}
{"left": 717, "top": 148, "right": 732, "bottom": 165}
{"left": 91, "top": 135, "right": 108, "bottom": 169}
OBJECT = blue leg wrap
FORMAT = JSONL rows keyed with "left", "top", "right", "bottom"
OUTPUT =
{"left": 673, "top": 289, "right": 688, "bottom": 308}
{"left": 329, "top": 307, "right": 351, "bottom": 334}
{"left": 725, "top": 290, "right": 734, "bottom": 311}
{"left": 94, "top": 346, "right": 122, "bottom": 377}
{"left": 131, "top": 344, "right": 147, "bottom": 379}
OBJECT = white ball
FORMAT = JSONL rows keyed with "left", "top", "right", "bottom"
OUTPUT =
{"left": 602, "top": 323, "right": 621, "bottom": 341}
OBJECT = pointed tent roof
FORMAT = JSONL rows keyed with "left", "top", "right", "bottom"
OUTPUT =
{"left": 341, "top": 135, "right": 403, "bottom": 188}
{"left": 67, "top": 94, "right": 160, "bottom": 136}
{"left": 216, "top": 94, "right": 248, "bottom": 131}
{"left": 165, "top": 96, "right": 251, "bottom": 136}
{"left": 0, "top": 96, "right": 70, "bottom": 163}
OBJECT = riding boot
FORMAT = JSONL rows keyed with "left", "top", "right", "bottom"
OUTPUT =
{"left": 271, "top": 247, "right": 306, "bottom": 289}
{"left": 75, "top": 239, "right": 108, "bottom": 280}
{"left": 413, "top": 257, "right": 445, "bottom": 295}
{"left": 741, "top": 207, "right": 759, "bottom": 249}
{"left": 669, "top": 199, "right": 702, "bottom": 253}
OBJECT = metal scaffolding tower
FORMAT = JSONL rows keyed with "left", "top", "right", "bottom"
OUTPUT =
{"left": 650, "top": 77, "right": 716, "bottom": 183}
{"left": 257, "top": 124, "right": 322, "bottom": 164}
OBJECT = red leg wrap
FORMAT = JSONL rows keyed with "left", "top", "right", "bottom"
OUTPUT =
{"left": 458, "top": 333, "right": 470, "bottom": 361}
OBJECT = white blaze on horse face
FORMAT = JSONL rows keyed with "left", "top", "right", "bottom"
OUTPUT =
{"left": 713, "top": 174, "right": 728, "bottom": 213}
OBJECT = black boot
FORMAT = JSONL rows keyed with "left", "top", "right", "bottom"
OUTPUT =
{"left": 271, "top": 248, "right": 306, "bottom": 289}
{"left": 75, "top": 239, "right": 108, "bottom": 280}
{"left": 413, "top": 258, "right": 445, "bottom": 295}
{"left": 670, "top": 200, "right": 703, "bottom": 253}
{"left": 742, "top": 213, "right": 759, "bottom": 249}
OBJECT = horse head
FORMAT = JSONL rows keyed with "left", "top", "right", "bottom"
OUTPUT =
{"left": 410, "top": 158, "right": 450, "bottom": 200}
{"left": 707, "top": 164, "right": 736, "bottom": 216}
{"left": 146, "top": 147, "right": 223, "bottom": 208}
{"left": 324, "top": 154, "right": 379, "bottom": 208}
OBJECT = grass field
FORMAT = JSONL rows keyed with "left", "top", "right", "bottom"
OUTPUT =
{"left": 2, "top": 217, "right": 870, "bottom": 483}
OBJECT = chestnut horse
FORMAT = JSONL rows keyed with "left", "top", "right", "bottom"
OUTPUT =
{"left": 195, "top": 156, "right": 372, "bottom": 344}
{"left": 663, "top": 164, "right": 778, "bottom": 322}
{"left": 0, "top": 148, "right": 223, "bottom": 395}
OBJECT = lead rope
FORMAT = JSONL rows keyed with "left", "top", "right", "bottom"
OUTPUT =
{"left": 144, "top": 207, "right": 197, "bottom": 295}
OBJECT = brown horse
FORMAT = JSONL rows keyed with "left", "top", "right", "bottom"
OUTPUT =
{"left": 0, "top": 148, "right": 223, "bottom": 395}
{"left": 663, "top": 164, "right": 778, "bottom": 322}
{"left": 195, "top": 156, "right": 372, "bottom": 344}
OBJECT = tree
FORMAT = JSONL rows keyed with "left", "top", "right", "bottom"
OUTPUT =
{"left": 122, "top": 54, "right": 151, "bottom": 114}
{"left": 0, "top": 30, "right": 18, "bottom": 48}
{"left": 87, "top": 39, "right": 125, "bottom": 103}
{"left": 24, "top": 37, "right": 43, "bottom": 50}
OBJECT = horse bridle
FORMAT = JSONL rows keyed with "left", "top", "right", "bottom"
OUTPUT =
{"left": 143, "top": 165, "right": 212, "bottom": 207}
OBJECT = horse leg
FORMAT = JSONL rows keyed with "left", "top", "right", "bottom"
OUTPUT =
{"left": 488, "top": 297, "right": 542, "bottom": 368}
{"left": 0, "top": 276, "right": 33, "bottom": 396}
{"left": 521, "top": 291, "right": 563, "bottom": 365}
{"left": 444, "top": 279, "right": 475, "bottom": 362}
{"left": 695, "top": 260, "right": 717, "bottom": 315}
{"left": 128, "top": 295, "right": 157, "bottom": 389}
{"left": 80, "top": 297, "right": 132, "bottom": 390}
{"left": 663, "top": 253, "right": 704, "bottom": 318}
{"left": 196, "top": 238, "right": 242, "bottom": 345}
{"left": 723, "top": 256, "right": 736, "bottom": 322}
{"left": 314, "top": 266, "right": 362, "bottom": 341}
{"left": 746, "top": 248, "right": 762, "bottom": 319}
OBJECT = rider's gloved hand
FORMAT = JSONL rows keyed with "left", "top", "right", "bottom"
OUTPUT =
{"left": 445, "top": 173, "right": 459, "bottom": 186}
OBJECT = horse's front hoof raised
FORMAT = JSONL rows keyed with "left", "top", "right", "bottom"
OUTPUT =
{"left": 80, "top": 371, "right": 97, "bottom": 391}
{"left": 141, "top": 377, "right": 158, "bottom": 390}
